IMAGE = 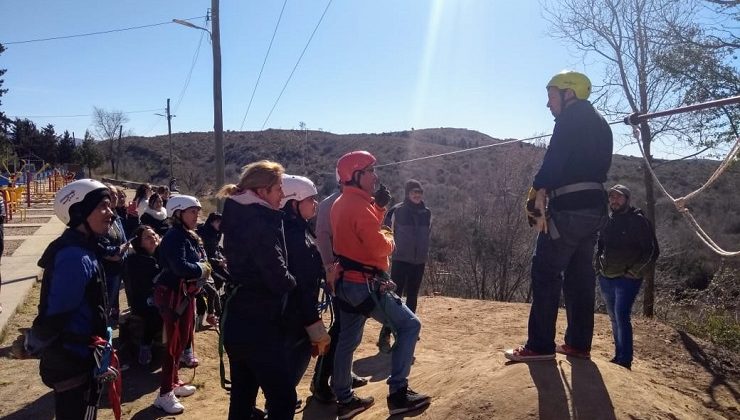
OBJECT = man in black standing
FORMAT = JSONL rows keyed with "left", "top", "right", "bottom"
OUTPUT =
{"left": 505, "top": 70, "right": 613, "bottom": 362}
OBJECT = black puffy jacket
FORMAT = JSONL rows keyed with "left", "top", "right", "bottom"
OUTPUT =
{"left": 221, "top": 193, "right": 296, "bottom": 345}
{"left": 597, "top": 207, "right": 659, "bottom": 279}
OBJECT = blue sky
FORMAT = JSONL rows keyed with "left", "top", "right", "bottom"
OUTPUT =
{"left": 0, "top": 0, "right": 690, "bottom": 158}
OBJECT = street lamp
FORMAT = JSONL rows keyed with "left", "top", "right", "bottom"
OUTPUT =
{"left": 173, "top": 7, "right": 224, "bottom": 207}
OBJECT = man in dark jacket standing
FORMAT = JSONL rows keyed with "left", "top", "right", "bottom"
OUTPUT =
{"left": 377, "top": 179, "right": 432, "bottom": 352}
{"left": 506, "top": 70, "right": 612, "bottom": 362}
{"left": 597, "top": 184, "right": 658, "bottom": 369}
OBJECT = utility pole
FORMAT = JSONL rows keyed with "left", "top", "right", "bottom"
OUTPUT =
{"left": 212, "top": 1, "right": 225, "bottom": 207}
{"left": 115, "top": 125, "right": 122, "bottom": 179}
{"left": 156, "top": 98, "right": 175, "bottom": 180}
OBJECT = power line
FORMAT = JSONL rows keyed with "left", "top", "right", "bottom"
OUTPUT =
{"left": 240, "top": 0, "right": 289, "bottom": 130}
{"left": 174, "top": 29, "right": 207, "bottom": 113}
{"left": 3, "top": 16, "right": 207, "bottom": 45}
{"left": 261, "top": 0, "right": 333, "bottom": 129}
{"left": 10, "top": 108, "right": 162, "bottom": 119}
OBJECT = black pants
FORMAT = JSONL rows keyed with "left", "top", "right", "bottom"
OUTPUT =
{"left": 132, "top": 305, "right": 162, "bottom": 345}
{"left": 391, "top": 261, "right": 426, "bottom": 313}
{"left": 225, "top": 339, "right": 296, "bottom": 420}
{"left": 55, "top": 379, "right": 98, "bottom": 420}
{"left": 196, "top": 283, "right": 221, "bottom": 316}
{"left": 313, "top": 309, "right": 342, "bottom": 385}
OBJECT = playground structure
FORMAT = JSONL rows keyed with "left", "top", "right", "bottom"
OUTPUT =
{"left": 1, "top": 164, "right": 75, "bottom": 222}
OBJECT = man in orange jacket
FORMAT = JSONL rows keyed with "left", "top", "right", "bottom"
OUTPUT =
{"left": 330, "top": 151, "right": 431, "bottom": 419}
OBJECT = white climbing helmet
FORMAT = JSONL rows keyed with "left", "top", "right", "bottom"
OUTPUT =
{"left": 166, "top": 194, "right": 202, "bottom": 215}
{"left": 280, "top": 174, "right": 318, "bottom": 208}
{"left": 54, "top": 178, "right": 109, "bottom": 226}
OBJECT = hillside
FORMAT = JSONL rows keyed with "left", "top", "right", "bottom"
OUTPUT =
{"left": 1, "top": 292, "right": 738, "bottom": 419}
{"left": 102, "top": 127, "right": 739, "bottom": 306}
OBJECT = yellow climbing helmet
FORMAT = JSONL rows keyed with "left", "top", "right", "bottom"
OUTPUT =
{"left": 546, "top": 71, "right": 591, "bottom": 100}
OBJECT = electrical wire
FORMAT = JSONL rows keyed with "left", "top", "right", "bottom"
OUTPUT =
{"left": 10, "top": 108, "right": 162, "bottom": 119}
{"left": 239, "top": 0, "right": 289, "bottom": 130}
{"left": 261, "top": 0, "right": 333, "bottom": 130}
{"left": 3, "top": 16, "right": 207, "bottom": 45}
{"left": 174, "top": 30, "right": 207, "bottom": 114}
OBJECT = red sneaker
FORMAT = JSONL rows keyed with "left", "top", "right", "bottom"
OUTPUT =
{"left": 555, "top": 343, "right": 591, "bottom": 359}
{"left": 504, "top": 345, "right": 555, "bottom": 362}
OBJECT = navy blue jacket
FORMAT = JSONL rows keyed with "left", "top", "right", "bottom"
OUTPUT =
{"left": 34, "top": 229, "right": 108, "bottom": 359}
{"left": 282, "top": 209, "right": 323, "bottom": 335}
{"left": 157, "top": 224, "right": 205, "bottom": 290}
{"left": 124, "top": 251, "right": 160, "bottom": 313}
{"left": 533, "top": 100, "right": 613, "bottom": 210}
{"left": 221, "top": 194, "right": 296, "bottom": 345}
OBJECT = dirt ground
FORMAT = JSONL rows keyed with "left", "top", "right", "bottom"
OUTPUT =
{"left": 0, "top": 285, "right": 738, "bottom": 420}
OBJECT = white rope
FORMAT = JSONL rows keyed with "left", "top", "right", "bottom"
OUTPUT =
{"left": 630, "top": 125, "right": 740, "bottom": 257}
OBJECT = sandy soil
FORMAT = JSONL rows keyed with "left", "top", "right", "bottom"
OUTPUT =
{"left": 0, "top": 287, "right": 737, "bottom": 420}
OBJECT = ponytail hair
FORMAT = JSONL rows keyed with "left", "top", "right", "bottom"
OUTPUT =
{"left": 216, "top": 160, "right": 284, "bottom": 198}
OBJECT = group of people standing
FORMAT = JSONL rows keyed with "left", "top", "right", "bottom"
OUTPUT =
{"left": 22, "top": 69, "right": 659, "bottom": 420}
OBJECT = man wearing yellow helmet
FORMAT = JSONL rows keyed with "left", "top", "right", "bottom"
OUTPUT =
{"left": 505, "top": 70, "right": 613, "bottom": 362}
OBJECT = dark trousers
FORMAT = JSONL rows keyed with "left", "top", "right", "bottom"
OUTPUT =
{"left": 313, "top": 309, "right": 343, "bottom": 385}
{"left": 526, "top": 208, "right": 607, "bottom": 354}
{"left": 225, "top": 338, "right": 297, "bottom": 420}
{"left": 132, "top": 305, "right": 162, "bottom": 345}
{"left": 55, "top": 380, "right": 99, "bottom": 420}
{"left": 196, "top": 282, "right": 221, "bottom": 316}
{"left": 391, "top": 261, "right": 426, "bottom": 313}
{"left": 599, "top": 276, "right": 642, "bottom": 364}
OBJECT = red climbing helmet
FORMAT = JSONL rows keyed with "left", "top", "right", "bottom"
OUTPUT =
{"left": 336, "top": 151, "right": 377, "bottom": 184}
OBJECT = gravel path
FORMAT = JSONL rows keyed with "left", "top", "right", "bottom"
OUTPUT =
{"left": 3, "top": 226, "right": 40, "bottom": 236}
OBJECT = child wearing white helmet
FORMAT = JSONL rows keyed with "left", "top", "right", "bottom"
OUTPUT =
{"left": 152, "top": 194, "right": 210, "bottom": 414}
{"left": 28, "top": 179, "right": 121, "bottom": 419}
{"left": 279, "top": 175, "right": 332, "bottom": 403}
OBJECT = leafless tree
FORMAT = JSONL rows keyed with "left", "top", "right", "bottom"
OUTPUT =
{"left": 542, "top": 0, "right": 739, "bottom": 316}
{"left": 92, "top": 107, "right": 128, "bottom": 177}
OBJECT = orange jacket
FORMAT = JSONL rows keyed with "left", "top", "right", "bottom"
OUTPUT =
{"left": 330, "top": 186, "right": 394, "bottom": 282}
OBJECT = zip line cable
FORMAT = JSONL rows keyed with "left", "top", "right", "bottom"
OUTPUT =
{"left": 240, "top": 0, "right": 289, "bottom": 130}
{"left": 261, "top": 0, "right": 333, "bottom": 130}
{"left": 3, "top": 16, "right": 207, "bottom": 45}
{"left": 174, "top": 29, "right": 207, "bottom": 113}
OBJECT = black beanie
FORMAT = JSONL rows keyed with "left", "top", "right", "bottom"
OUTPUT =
{"left": 405, "top": 179, "right": 423, "bottom": 195}
{"left": 68, "top": 188, "right": 110, "bottom": 227}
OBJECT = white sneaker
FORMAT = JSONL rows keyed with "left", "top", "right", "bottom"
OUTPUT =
{"left": 154, "top": 391, "right": 185, "bottom": 414}
{"left": 173, "top": 384, "right": 196, "bottom": 397}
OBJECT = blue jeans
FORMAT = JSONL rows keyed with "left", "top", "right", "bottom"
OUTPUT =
{"left": 599, "top": 276, "right": 642, "bottom": 364}
{"left": 332, "top": 280, "right": 421, "bottom": 402}
{"left": 526, "top": 207, "right": 606, "bottom": 354}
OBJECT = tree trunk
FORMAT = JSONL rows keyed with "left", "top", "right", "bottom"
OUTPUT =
{"left": 640, "top": 120, "right": 657, "bottom": 317}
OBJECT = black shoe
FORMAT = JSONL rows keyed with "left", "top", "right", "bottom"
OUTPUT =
{"left": 351, "top": 373, "right": 369, "bottom": 388}
{"left": 310, "top": 380, "right": 336, "bottom": 404}
{"left": 609, "top": 357, "right": 632, "bottom": 370}
{"left": 387, "top": 387, "right": 431, "bottom": 415}
{"left": 250, "top": 407, "right": 267, "bottom": 420}
{"left": 337, "top": 394, "right": 374, "bottom": 420}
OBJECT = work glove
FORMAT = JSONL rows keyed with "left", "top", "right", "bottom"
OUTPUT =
{"left": 373, "top": 184, "right": 392, "bottom": 208}
{"left": 305, "top": 320, "right": 331, "bottom": 357}
{"left": 525, "top": 187, "right": 542, "bottom": 227}
{"left": 197, "top": 261, "right": 213, "bottom": 280}
{"left": 533, "top": 188, "right": 548, "bottom": 234}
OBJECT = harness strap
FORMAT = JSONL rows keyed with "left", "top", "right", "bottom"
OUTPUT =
{"left": 548, "top": 182, "right": 604, "bottom": 199}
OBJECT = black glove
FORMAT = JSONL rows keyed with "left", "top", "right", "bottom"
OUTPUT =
{"left": 373, "top": 184, "right": 392, "bottom": 207}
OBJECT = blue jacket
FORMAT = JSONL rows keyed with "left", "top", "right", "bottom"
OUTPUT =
{"left": 282, "top": 208, "right": 323, "bottom": 335}
{"left": 157, "top": 224, "right": 206, "bottom": 290}
{"left": 33, "top": 229, "right": 108, "bottom": 359}
{"left": 384, "top": 199, "right": 432, "bottom": 265}
{"left": 221, "top": 192, "right": 296, "bottom": 345}
{"left": 533, "top": 99, "right": 613, "bottom": 210}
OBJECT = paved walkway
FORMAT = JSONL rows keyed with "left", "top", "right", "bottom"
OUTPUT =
{"left": 0, "top": 207, "right": 66, "bottom": 337}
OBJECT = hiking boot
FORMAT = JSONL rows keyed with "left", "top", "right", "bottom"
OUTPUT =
{"left": 179, "top": 350, "right": 199, "bottom": 368}
{"left": 310, "top": 380, "right": 336, "bottom": 403}
{"left": 154, "top": 391, "right": 185, "bottom": 414}
{"left": 555, "top": 343, "right": 591, "bottom": 359}
{"left": 173, "top": 383, "right": 196, "bottom": 397}
{"left": 609, "top": 358, "right": 632, "bottom": 370}
{"left": 138, "top": 345, "right": 152, "bottom": 365}
{"left": 387, "top": 386, "right": 431, "bottom": 415}
{"left": 337, "top": 394, "right": 375, "bottom": 420}
{"left": 351, "top": 373, "right": 370, "bottom": 388}
{"left": 504, "top": 345, "right": 555, "bottom": 362}
{"left": 250, "top": 407, "right": 267, "bottom": 419}
{"left": 377, "top": 335, "right": 392, "bottom": 354}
